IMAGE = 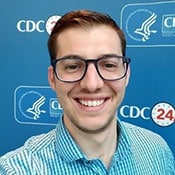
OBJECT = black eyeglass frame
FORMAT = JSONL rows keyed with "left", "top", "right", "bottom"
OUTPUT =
{"left": 51, "top": 54, "right": 131, "bottom": 83}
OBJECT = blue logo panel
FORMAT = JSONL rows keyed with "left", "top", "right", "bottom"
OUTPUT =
{"left": 14, "top": 86, "right": 62, "bottom": 125}
{"left": 120, "top": 1, "right": 175, "bottom": 47}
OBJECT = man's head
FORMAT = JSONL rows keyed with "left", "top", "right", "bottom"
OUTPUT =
{"left": 48, "top": 10, "right": 126, "bottom": 61}
{"left": 48, "top": 10, "right": 130, "bottom": 134}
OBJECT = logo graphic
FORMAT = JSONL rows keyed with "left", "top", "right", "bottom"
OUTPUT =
{"left": 151, "top": 102, "right": 175, "bottom": 127}
{"left": 16, "top": 15, "right": 61, "bottom": 34}
{"left": 18, "top": 91, "right": 46, "bottom": 120}
{"left": 125, "top": 9, "right": 157, "bottom": 42}
{"left": 134, "top": 13, "right": 157, "bottom": 42}
{"left": 120, "top": 102, "right": 175, "bottom": 127}
{"left": 49, "top": 98, "right": 63, "bottom": 117}
{"left": 162, "top": 14, "right": 175, "bottom": 36}
{"left": 26, "top": 95, "right": 46, "bottom": 120}
{"left": 121, "top": 1, "right": 175, "bottom": 47}
{"left": 16, "top": 20, "right": 45, "bottom": 33}
{"left": 15, "top": 86, "right": 62, "bottom": 125}
{"left": 45, "top": 15, "right": 61, "bottom": 35}
{"left": 120, "top": 105, "right": 150, "bottom": 120}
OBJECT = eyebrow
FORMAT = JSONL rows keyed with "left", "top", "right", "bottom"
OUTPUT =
{"left": 56, "top": 53, "right": 123, "bottom": 60}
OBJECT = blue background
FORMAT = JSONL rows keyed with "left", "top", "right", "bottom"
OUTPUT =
{"left": 0, "top": 0, "right": 175, "bottom": 157}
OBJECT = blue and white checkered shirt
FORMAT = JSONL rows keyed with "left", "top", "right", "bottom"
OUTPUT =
{"left": 0, "top": 118, "right": 175, "bottom": 175}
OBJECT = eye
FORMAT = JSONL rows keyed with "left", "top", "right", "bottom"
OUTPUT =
{"left": 99, "top": 61, "right": 119, "bottom": 71}
{"left": 104, "top": 62, "right": 117, "bottom": 68}
{"left": 62, "top": 60, "right": 84, "bottom": 73}
{"left": 65, "top": 64, "right": 79, "bottom": 71}
{"left": 66, "top": 64, "right": 78, "bottom": 69}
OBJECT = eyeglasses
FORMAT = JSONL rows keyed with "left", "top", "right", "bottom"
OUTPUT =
{"left": 51, "top": 54, "right": 131, "bottom": 83}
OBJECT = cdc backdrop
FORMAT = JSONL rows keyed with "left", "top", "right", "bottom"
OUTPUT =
{"left": 1, "top": 0, "right": 175, "bottom": 157}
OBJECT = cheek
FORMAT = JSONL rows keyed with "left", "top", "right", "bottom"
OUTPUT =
{"left": 54, "top": 82, "right": 74, "bottom": 105}
{"left": 109, "top": 80, "right": 127, "bottom": 102}
{"left": 55, "top": 83, "right": 68, "bottom": 99}
{"left": 110, "top": 79, "right": 127, "bottom": 92}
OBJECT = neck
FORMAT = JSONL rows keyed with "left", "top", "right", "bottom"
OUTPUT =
{"left": 65, "top": 117, "right": 117, "bottom": 168}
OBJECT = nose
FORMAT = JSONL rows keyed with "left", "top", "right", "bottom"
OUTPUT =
{"left": 80, "top": 63, "right": 104, "bottom": 92}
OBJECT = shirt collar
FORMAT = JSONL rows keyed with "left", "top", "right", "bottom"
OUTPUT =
{"left": 55, "top": 117, "right": 131, "bottom": 163}
{"left": 55, "top": 117, "right": 85, "bottom": 162}
{"left": 114, "top": 119, "right": 131, "bottom": 161}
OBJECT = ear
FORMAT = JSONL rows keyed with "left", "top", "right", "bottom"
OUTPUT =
{"left": 48, "top": 65, "right": 56, "bottom": 91}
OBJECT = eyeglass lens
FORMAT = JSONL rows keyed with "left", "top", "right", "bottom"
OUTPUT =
{"left": 53, "top": 55, "right": 130, "bottom": 82}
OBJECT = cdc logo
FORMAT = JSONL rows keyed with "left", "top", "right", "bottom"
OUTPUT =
{"left": 120, "top": 102, "right": 175, "bottom": 127}
{"left": 49, "top": 98, "right": 63, "bottom": 117}
{"left": 125, "top": 9, "right": 157, "bottom": 42}
{"left": 14, "top": 86, "right": 61, "bottom": 125}
{"left": 17, "top": 90, "right": 46, "bottom": 121}
{"left": 120, "top": 105, "right": 150, "bottom": 120}
{"left": 17, "top": 20, "right": 45, "bottom": 32}
{"left": 162, "top": 14, "right": 175, "bottom": 36}
{"left": 16, "top": 15, "right": 61, "bottom": 34}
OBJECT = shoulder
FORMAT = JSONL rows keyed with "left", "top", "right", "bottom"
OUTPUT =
{"left": 121, "top": 121, "right": 170, "bottom": 149}
{"left": 121, "top": 121, "right": 174, "bottom": 159}
{"left": 24, "top": 129, "right": 56, "bottom": 153}
{"left": 119, "top": 121, "right": 175, "bottom": 173}
{"left": 122, "top": 122, "right": 164, "bottom": 143}
{"left": 0, "top": 129, "right": 56, "bottom": 174}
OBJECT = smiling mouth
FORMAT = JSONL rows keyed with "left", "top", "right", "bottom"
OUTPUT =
{"left": 78, "top": 99, "right": 106, "bottom": 107}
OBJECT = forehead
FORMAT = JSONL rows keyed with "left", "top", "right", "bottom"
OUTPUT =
{"left": 56, "top": 25, "right": 122, "bottom": 58}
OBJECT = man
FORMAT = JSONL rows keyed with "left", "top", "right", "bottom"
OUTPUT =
{"left": 0, "top": 10, "right": 174, "bottom": 174}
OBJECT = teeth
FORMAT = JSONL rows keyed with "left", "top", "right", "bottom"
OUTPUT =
{"left": 79, "top": 99, "right": 104, "bottom": 107}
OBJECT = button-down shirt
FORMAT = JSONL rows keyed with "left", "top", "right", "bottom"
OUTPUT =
{"left": 0, "top": 118, "right": 175, "bottom": 175}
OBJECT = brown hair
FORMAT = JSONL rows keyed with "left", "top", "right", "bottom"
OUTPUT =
{"left": 48, "top": 10, "right": 126, "bottom": 60}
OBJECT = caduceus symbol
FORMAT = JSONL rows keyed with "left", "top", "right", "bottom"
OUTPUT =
{"left": 26, "top": 96, "right": 46, "bottom": 120}
{"left": 134, "top": 13, "right": 157, "bottom": 42}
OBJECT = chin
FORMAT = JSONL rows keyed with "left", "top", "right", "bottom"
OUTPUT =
{"left": 76, "top": 116, "right": 115, "bottom": 134}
